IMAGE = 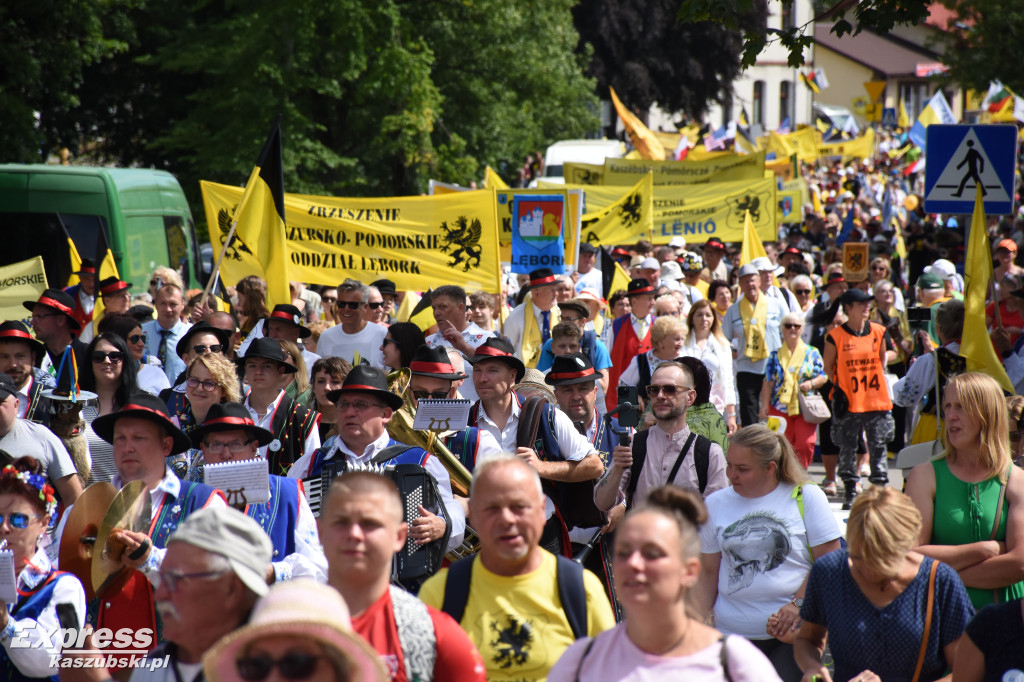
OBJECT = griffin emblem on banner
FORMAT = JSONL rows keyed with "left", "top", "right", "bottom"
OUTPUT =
{"left": 438, "top": 215, "right": 483, "bottom": 271}
{"left": 619, "top": 192, "right": 642, "bottom": 228}
{"left": 727, "top": 191, "right": 770, "bottom": 227}
{"left": 217, "top": 207, "right": 255, "bottom": 261}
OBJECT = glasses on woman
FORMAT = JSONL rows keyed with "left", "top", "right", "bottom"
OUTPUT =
{"left": 783, "top": 323, "right": 803, "bottom": 330}
{"left": 794, "top": 289, "right": 811, "bottom": 295}
{"left": 382, "top": 337, "right": 397, "bottom": 346}
{"left": 235, "top": 652, "right": 322, "bottom": 681}
{"left": 128, "top": 334, "right": 147, "bottom": 344}
{"left": 0, "top": 512, "right": 39, "bottom": 529}
{"left": 186, "top": 377, "right": 220, "bottom": 392}
{"left": 191, "top": 344, "right": 223, "bottom": 355}
{"left": 92, "top": 351, "right": 124, "bottom": 364}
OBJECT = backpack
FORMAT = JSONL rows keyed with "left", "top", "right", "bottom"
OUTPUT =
{"left": 440, "top": 554, "right": 588, "bottom": 640}
{"left": 624, "top": 429, "right": 712, "bottom": 509}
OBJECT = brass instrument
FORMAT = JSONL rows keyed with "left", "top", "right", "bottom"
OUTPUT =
{"left": 386, "top": 368, "right": 479, "bottom": 559}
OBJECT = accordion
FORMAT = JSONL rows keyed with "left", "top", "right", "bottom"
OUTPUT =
{"left": 305, "top": 460, "right": 451, "bottom": 587}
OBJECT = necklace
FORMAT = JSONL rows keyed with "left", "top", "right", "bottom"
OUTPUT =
{"left": 649, "top": 617, "right": 692, "bottom": 656}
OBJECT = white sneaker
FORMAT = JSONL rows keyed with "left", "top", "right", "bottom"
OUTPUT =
{"left": 859, "top": 464, "right": 871, "bottom": 476}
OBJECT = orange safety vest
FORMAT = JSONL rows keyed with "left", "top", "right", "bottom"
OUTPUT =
{"left": 828, "top": 322, "right": 893, "bottom": 414}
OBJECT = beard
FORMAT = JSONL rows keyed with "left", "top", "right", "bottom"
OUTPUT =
{"left": 653, "top": 402, "right": 686, "bottom": 422}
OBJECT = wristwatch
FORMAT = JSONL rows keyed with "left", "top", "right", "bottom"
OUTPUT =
{"left": 791, "top": 597, "right": 805, "bottom": 608}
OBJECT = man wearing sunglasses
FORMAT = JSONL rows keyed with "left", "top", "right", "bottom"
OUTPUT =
{"left": 193, "top": 401, "right": 327, "bottom": 583}
{"left": 289, "top": 365, "right": 465, "bottom": 554}
{"left": 595, "top": 362, "right": 727, "bottom": 512}
{"left": 408, "top": 345, "right": 499, "bottom": 476}
{"left": 316, "top": 278, "right": 387, "bottom": 368}
{"left": 425, "top": 284, "right": 494, "bottom": 403}
{"left": 138, "top": 507, "right": 273, "bottom": 682}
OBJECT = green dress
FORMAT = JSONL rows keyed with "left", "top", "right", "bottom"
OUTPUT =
{"left": 686, "top": 401, "right": 729, "bottom": 454}
{"left": 931, "top": 458, "right": 1024, "bottom": 608}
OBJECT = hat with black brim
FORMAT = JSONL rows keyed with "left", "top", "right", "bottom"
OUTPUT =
{"left": 465, "top": 337, "right": 526, "bottom": 383}
{"left": 236, "top": 337, "right": 296, "bottom": 374}
{"left": 175, "top": 321, "right": 233, "bottom": 359}
{"left": 625, "top": 278, "right": 656, "bottom": 297}
{"left": 92, "top": 392, "right": 192, "bottom": 454}
{"left": 190, "top": 402, "right": 274, "bottom": 448}
{"left": 409, "top": 345, "right": 465, "bottom": 380}
{"left": 23, "top": 289, "right": 81, "bottom": 331}
{"left": 545, "top": 352, "right": 599, "bottom": 386}
{"left": 325, "top": 365, "right": 403, "bottom": 410}
{"left": 262, "top": 304, "right": 312, "bottom": 339}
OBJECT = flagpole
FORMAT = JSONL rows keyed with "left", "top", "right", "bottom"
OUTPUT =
{"left": 200, "top": 219, "right": 240, "bottom": 311}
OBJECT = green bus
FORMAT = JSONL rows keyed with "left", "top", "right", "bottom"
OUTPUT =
{"left": 0, "top": 165, "right": 203, "bottom": 292}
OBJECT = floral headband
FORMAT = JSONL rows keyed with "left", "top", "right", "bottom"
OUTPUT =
{"left": 0, "top": 465, "right": 58, "bottom": 525}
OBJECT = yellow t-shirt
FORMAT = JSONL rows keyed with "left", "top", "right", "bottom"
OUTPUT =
{"left": 418, "top": 550, "right": 615, "bottom": 682}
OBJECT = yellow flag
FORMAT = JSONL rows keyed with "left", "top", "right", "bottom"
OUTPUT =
{"left": 563, "top": 162, "right": 603, "bottom": 185}
{"left": 609, "top": 87, "right": 666, "bottom": 160}
{"left": 484, "top": 166, "right": 509, "bottom": 189}
{"left": 740, "top": 210, "right": 770, "bottom": 266}
{"left": 962, "top": 187, "right": 1014, "bottom": 392}
{"left": 897, "top": 99, "right": 910, "bottom": 128}
{"left": 65, "top": 238, "right": 83, "bottom": 287}
{"left": 230, "top": 120, "right": 291, "bottom": 309}
{"left": 579, "top": 174, "right": 653, "bottom": 245}
{"left": 767, "top": 131, "right": 795, "bottom": 158}
{"left": 817, "top": 128, "right": 875, "bottom": 161}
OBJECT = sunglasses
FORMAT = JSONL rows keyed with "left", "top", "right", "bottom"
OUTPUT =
{"left": 321, "top": 297, "right": 337, "bottom": 304}
{"left": 794, "top": 289, "right": 811, "bottom": 295}
{"left": 783, "top": 323, "right": 803, "bottom": 330}
{"left": 382, "top": 337, "right": 397, "bottom": 346}
{"left": 236, "top": 652, "right": 322, "bottom": 681}
{"left": 191, "top": 344, "right": 223, "bottom": 355}
{"left": 128, "top": 334, "right": 147, "bottom": 344}
{"left": 92, "top": 351, "right": 124, "bottom": 364}
{"left": 367, "top": 301, "right": 384, "bottom": 309}
{"left": 337, "top": 301, "right": 362, "bottom": 310}
{"left": 645, "top": 384, "right": 693, "bottom": 397}
{"left": 413, "top": 390, "right": 450, "bottom": 400}
{"left": 0, "top": 512, "right": 38, "bottom": 529}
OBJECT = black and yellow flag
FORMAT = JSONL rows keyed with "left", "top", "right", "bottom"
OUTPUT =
{"left": 228, "top": 117, "right": 290, "bottom": 309}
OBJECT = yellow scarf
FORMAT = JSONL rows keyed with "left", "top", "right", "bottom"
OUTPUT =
{"left": 739, "top": 294, "right": 769, "bottom": 361}
{"left": 776, "top": 339, "right": 807, "bottom": 415}
{"left": 521, "top": 292, "right": 559, "bottom": 369}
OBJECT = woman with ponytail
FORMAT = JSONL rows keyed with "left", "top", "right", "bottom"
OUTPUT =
{"left": 550, "top": 485, "right": 780, "bottom": 681}
{"left": 692, "top": 425, "right": 842, "bottom": 682}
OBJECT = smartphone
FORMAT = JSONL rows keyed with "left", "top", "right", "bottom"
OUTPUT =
{"left": 56, "top": 602, "right": 78, "bottom": 632}
{"left": 616, "top": 385, "right": 640, "bottom": 428}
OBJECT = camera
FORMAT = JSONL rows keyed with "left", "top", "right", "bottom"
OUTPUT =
{"left": 907, "top": 306, "right": 932, "bottom": 330}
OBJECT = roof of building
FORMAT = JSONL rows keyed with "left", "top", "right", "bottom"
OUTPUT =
{"left": 813, "top": 24, "right": 940, "bottom": 78}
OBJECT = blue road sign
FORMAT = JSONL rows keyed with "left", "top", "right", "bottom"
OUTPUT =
{"left": 924, "top": 124, "right": 1017, "bottom": 215}
{"left": 881, "top": 108, "right": 897, "bottom": 128}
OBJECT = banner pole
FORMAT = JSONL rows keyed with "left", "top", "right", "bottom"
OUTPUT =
{"left": 201, "top": 220, "right": 239, "bottom": 308}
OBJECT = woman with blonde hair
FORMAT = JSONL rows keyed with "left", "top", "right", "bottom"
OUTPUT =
{"left": 279, "top": 339, "right": 313, "bottom": 407}
{"left": 868, "top": 256, "right": 905, "bottom": 310}
{"left": 618, "top": 315, "right": 686, "bottom": 400}
{"left": 167, "top": 352, "right": 242, "bottom": 482}
{"left": 760, "top": 312, "right": 827, "bottom": 468}
{"left": 550, "top": 486, "right": 780, "bottom": 681}
{"left": 906, "top": 371, "right": 1024, "bottom": 609}
{"left": 795, "top": 487, "right": 973, "bottom": 682}
{"left": 694, "top": 425, "right": 842, "bottom": 681}
{"left": 681, "top": 299, "right": 737, "bottom": 433}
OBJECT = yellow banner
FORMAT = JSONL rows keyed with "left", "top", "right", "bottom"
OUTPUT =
{"left": 566, "top": 177, "right": 777, "bottom": 245}
{"left": 200, "top": 182, "right": 502, "bottom": 293}
{"left": 781, "top": 178, "right": 811, "bottom": 210}
{"left": 778, "top": 189, "right": 802, "bottom": 222}
{"left": 818, "top": 128, "right": 875, "bottom": 160}
{"left": 563, "top": 162, "right": 604, "bottom": 185}
{"left": 784, "top": 127, "right": 820, "bottom": 163}
{"left": 602, "top": 151, "right": 766, "bottom": 186}
{"left": 0, "top": 256, "right": 48, "bottom": 326}
{"left": 579, "top": 175, "right": 654, "bottom": 246}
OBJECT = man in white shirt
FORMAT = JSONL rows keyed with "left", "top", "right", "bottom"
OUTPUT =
{"left": 424, "top": 284, "right": 493, "bottom": 402}
{"left": 465, "top": 337, "right": 603, "bottom": 555}
{"left": 316, "top": 278, "right": 387, "bottom": 368}
{"left": 143, "top": 284, "right": 192, "bottom": 384}
{"left": 287, "top": 365, "right": 466, "bottom": 554}
{"left": 574, "top": 243, "right": 602, "bottom": 293}
{"left": 594, "top": 361, "right": 727, "bottom": 511}
{"left": 503, "top": 268, "right": 561, "bottom": 368}
{"left": 753, "top": 256, "right": 800, "bottom": 313}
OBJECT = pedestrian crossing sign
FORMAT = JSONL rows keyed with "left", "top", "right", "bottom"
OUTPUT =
{"left": 924, "top": 124, "right": 1017, "bottom": 215}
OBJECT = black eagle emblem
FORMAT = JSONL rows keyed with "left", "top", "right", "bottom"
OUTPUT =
{"left": 727, "top": 191, "right": 770, "bottom": 227}
{"left": 619, "top": 191, "right": 643, "bottom": 228}
{"left": 490, "top": 616, "right": 533, "bottom": 670}
{"left": 216, "top": 207, "right": 255, "bottom": 261}
{"left": 438, "top": 215, "right": 483, "bottom": 272}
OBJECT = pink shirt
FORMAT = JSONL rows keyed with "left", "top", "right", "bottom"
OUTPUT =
{"left": 548, "top": 625, "right": 782, "bottom": 681}
{"left": 614, "top": 424, "right": 728, "bottom": 505}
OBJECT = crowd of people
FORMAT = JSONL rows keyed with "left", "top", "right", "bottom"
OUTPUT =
{"left": 3, "top": 152, "right": 1024, "bottom": 682}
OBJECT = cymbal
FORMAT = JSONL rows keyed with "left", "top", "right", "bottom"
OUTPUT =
{"left": 58, "top": 482, "right": 117, "bottom": 602}
{"left": 91, "top": 480, "right": 151, "bottom": 593}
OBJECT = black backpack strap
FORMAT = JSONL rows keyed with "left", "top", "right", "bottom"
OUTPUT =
{"left": 573, "top": 636, "right": 599, "bottom": 682}
{"left": 440, "top": 556, "right": 475, "bottom": 625}
{"left": 694, "top": 435, "right": 712, "bottom": 495}
{"left": 373, "top": 444, "right": 415, "bottom": 465}
{"left": 667, "top": 433, "right": 698, "bottom": 487}
{"left": 555, "top": 555, "right": 588, "bottom": 640}
{"left": 625, "top": 430, "right": 650, "bottom": 510}
{"left": 720, "top": 635, "right": 735, "bottom": 682}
